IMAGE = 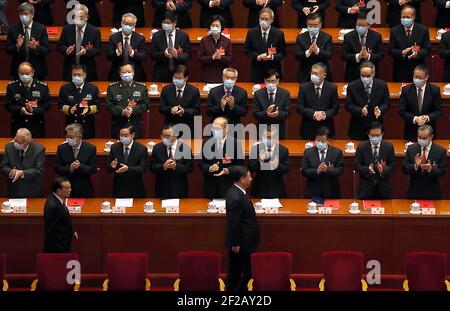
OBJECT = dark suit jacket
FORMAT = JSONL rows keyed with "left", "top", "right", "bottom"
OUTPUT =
{"left": 107, "top": 141, "right": 148, "bottom": 198}
{"left": 151, "top": 0, "right": 193, "bottom": 28}
{"left": 294, "top": 30, "right": 333, "bottom": 82}
{"left": 57, "top": 23, "right": 101, "bottom": 82}
{"left": 55, "top": 141, "right": 97, "bottom": 198}
{"left": 355, "top": 140, "right": 395, "bottom": 199}
{"left": 44, "top": 194, "right": 73, "bottom": 253}
{"left": 198, "top": 34, "right": 233, "bottom": 83}
{"left": 385, "top": 0, "right": 424, "bottom": 27}
{"left": 297, "top": 81, "right": 339, "bottom": 140}
{"left": 200, "top": 136, "right": 244, "bottom": 199}
{"left": 335, "top": 0, "right": 369, "bottom": 28}
{"left": 0, "top": 141, "right": 45, "bottom": 198}
{"left": 110, "top": 0, "right": 145, "bottom": 28}
{"left": 225, "top": 184, "right": 260, "bottom": 252}
{"left": 388, "top": 23, "right": 431, "bottom": 82}
{"left": 439, "top": 31, "right": 450, "bottom": 82}
{"left": 159, "top": 83, "right": 201, "bottom": 132}
{"left": 398, "top": 83, "right": 443, "bottom": 141}
{"left": 402, "top": 142, "right": 447, "bottom": 199}
{"left": 301, "top": 145, "right": 343, "bottom": 198}
{"left": 345, "top": 78, "right": 390, "bottom": 140}
{"left": 19, "top": 0, "right": 54, "bottom": 26}
{"left": 248, "top": 142, "right": 289, "bottom": 198}
{"left": 243, "top": 0, "right": 282, "bottom": 27}
{"left": 291, "top": 0, "right": 329, "bottom": 28}
{"left": 206, "top": 85, "right": 248, "bottom": 125}
{"left": 107, "top": 31, "right": 147, "bottom": 82}
{"left": 244, "top": 26, "right": 286, "bottom": 83}
{"left": 150, "top": 29, "right": 191, "bottom": 82}
{"left": 197, "top": 0, "right": 233, "bottom": 28}
{"left": 150, "top": 141, "right": 193, "bottom": 199}
{"left": 6, "top": 21, "right": 49, "bottom": 80}
{"left": 342, "top": 29, "right": 384, "bottom": 82}
{"left": 65, "top": 0, "right": 102, "bottom": 27}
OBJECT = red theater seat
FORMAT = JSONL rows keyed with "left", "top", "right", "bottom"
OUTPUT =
{"left": 32, "top": 253, "right": 79, "bottom": 291}
{"left": 320, "top": 251, "right": 367, "bottom": 291}
{"left": 174, "top": 251, "right": 224, "bottom": 291}
{"left": 403, "top": 252, "right": 450, "bottom": 291}
{"left": 103, "top": 253, "right": 150, "bottom": 291}
{"left": 0, "top": 253, "right": 7, "bottom": 291}
{"left": 248, "top": 252, "right": 295, "bottom": 291}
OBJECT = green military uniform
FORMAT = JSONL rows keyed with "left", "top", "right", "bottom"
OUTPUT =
{"left": 5, "top": 79, "right": 51, "bottom": 138}
{"left": 106, "top": 80, "right": 149, "bottom": 138}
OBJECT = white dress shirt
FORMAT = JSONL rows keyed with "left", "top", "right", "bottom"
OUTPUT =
{"left": 234, "top": 183, "right": 246, "bottom": 195}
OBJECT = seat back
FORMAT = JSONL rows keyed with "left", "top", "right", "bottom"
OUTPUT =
{"left": 251, "top": 252, "right": 292, "bottom": 291}
{"left": 405, "top": 252, "right": 447, "bottom": 291}
{"left": 323, "top": 251, "right": 364, "bottom": 291}
{"left": 36, "top": 253, "right": 79, "bottom": 291}
{"left": 178, "top": 251, "right": 221, "bottom": 291}
{"left": 431, "top": 54, "right": 444, "bottom": 82}
{"left": 106, "top": 253, "right": 148, "bottom": 291}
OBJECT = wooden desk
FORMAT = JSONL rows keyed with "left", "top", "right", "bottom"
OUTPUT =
{"left": 1, "top": 198, "right": 449, "bottom": 276}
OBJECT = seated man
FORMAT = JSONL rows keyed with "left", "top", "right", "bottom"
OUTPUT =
{"left": 249, "top": 125, "right": 289, "bottom": 198}
{"left": 107, "top": 124, "right": 148, "bottom": 198}
{"left": 402, "top": 125, "right": 447, "bottom": 200}
{"left": 55, "top": 123, "right": 97, "bottom": 198}
{"left": 0, "top": 128, "right": 45, "bottom": 198}
{"left": 301, "top": 126, "right": 343, "bottom": 199}
{"left": 355, "top": 121, "right": 395, "bottom": 200}
{"left": 150, "top": 124, "right": 193, "bottom": 199}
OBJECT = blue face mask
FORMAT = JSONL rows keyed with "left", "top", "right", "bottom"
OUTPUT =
{"left": 19, "top": 74, "right": 32, "bottom": 84}
{"left": 212, "top": 129, "right": 222, "bottom": 140}
{"left": 223, "top": 79, "right": 235, "bottom": 90}
{"left": 316, "top": 141, "right": 328, "bottom": 152}
{"left": 120, "top": 136, "right": 131, "bottom": 146}
{"left": 20, "top": 15, "right": 31, "bottom": 25}
{"left": 121, "top": 24, "right": 133, "bottom": 35}
{"left": 369, "top": 135, "right": 382, "bottom": 145}
{"left": 401, "top": 18, "right": 413, "bottom": 28}
{"left": 74, "top": 18, "right": 86, "bottom": 28}
{"left": 356, "top": 26, "right": 368, "bottom": 36}
{"left": 310, "top": 74, "right": 321, "bottom": 85}
{"left": 67, "top": 138, "right": 78, "bottom": 147}
{"left": 120, "top": 72, "right": 134, "bottom": 83}
{"left": 262, "top": 138, "right": 272, "bottom": 148}
{"left": 418, "top": 138, "right": 429, "bottom": 147}
{"left": 72, "top": 75, "right": 84, "bottom": 86}
{"left": 308, "top": 27, "right": 319, "bottom": 36}
{"left": 13, "top": 141, "right": 24, "bottom": 150}
{"left": 413, "top": 78, "right": 426, "bottom": 88}
{"left": 266, "top": 83, "right": 276, "bottom": 92}
{"left": 173, "top": 78, "right": 185, "bottom": 89}
{"left": 210, "top": 26, "right": 221, "bottom": 35}
{"left": 162, "top": 138, "right": 172, "bottom": 147}
{"left": 259, "top": 20, "right": 270, "bottom": 30}
{"left": 162, "top": 23, "right": 173, "bottom": 33}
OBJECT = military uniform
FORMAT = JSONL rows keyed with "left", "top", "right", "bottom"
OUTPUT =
{"left": 5, "top": 79, "right": 51, "bottom": 138}
{"left": 58, "top": 82, "right": 100, "bottom": 139}
{"left": 106, "top": 80, "right": 149, "bottom": 138}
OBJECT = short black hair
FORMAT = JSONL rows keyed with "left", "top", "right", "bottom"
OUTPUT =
{"left": 209, "top": 15, "right": 225, "bottom": 30}
{"left": 52, "top": 177, "right": 69, "bottom": 193}
{"left": 368, "top": 121, "right": 384, "bottom": 133}
{"left": 306, "top": 13, "right": 322, "bottom": 22}
{"left": 264, "top": 70, "right": 280, "bottom": 80}
{"left": 174, "top": 64, "right": 189, "bottom": 78}
{"left": 164, "top": 11, "right": 178, "bottom": 23}
{"left": 71, "top": 64, "right": 86, "bottom": 73}
{"left": 230, "top": 165, "right": 250, "bottom": 183}
{"left": 162, "top": 124, "right": 174, "bottom": 131}
{"left": 119, "top": 62, "right": 135, "bottom": 73}
{"left": 316, "top": 126, "right": 331, "bottom": 139}
{"left": 356, "top": 11, "right": 368, "bottom": 20}
{"left": 120, "top": 124, "right": 135, "bottom": 135}
{"left": 414, "top": 64, "right": 430, "bottom": 76}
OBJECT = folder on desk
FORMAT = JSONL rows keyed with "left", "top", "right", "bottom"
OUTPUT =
{"left": 417, "top": 200, "right": 435, "bottom": 208}
{"left": 323, "top": 200, "right": 340, "bottom": 210}
{"left": 363, "top": 200, "right": 382, "bottom": 209}
{"left": 66, "top": 198, "right": 85, "bottom": 207}
{"left": 46, "top": 27, "right": 58, "bottom": 35}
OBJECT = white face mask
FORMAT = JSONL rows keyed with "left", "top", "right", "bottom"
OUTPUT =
{"left": 19, "top": 74, "right": 32, "bottom": 84}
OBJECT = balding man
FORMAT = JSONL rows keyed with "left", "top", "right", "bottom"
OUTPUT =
{"left": 1, "top": 128, "right": 45, "bottom": 198}
{"left": 5, "top": 62, "right": 51, "bottom": 138}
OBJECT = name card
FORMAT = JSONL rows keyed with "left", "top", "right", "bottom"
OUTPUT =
{"left": 166, "top": 206, "right": 179, "bottom": 214}
{"left": 218, "top": 206, "right": 226, "bottom": 214}
{"left": 68, "top": 206, "right": 81, "bottom": 214}
{"left": 13, "top": 206, "right": 27, "bottom": 213}
{"left": 318, "top": 207, "right": 332, "bottom": 214}
{"left": 115, "top": 198, "right": 133, "bottom": 208}
{"left": 421, "top": 208, "right": 436, "bottom": 215}
{"left": 371, "top": 207, "right": 385, "bottom": 215}
{"left": 112, "top": 206, "right": 126, "bottom": 214}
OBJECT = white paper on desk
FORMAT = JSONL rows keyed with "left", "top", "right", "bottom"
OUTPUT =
{"left": 211, "top": 199, "right": 226, "bottom": 208}
{"left": 261, "top": 199, "right": 282, "bottom": 208}
{"left": 9, "top": 198, "right": 27, "bottom": 207}
{"left": 162, "top": 199, "right": 180, "bottom": 208}
{"left": 115, "top": 198, "right": 133, "bottom": 208}
{"left": 202, "top": 83, "right": 222, "bottom": 92}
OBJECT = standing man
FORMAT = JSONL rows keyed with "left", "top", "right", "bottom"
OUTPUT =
{"left": 44, "top": 177, "right": 78, "bottom": 253}
{"left": 439, "top": 30, "right": 450, "bottom": 82}
{"left": 225, "top": 165, "right": 260, "bottom": 291}
{"left": 244, "top": 0, "right": 282, "bottom": 28}
{"left": 335, "top": 0, "right": 368, "bottom": 28}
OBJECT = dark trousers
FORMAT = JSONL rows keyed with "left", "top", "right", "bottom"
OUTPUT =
{"left": 226, "top": 249, "right": 252, "bottom": 291}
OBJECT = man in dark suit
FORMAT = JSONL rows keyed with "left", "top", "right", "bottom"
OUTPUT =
{"left": 55, "top": 123, "right": 97, "bottom": 198}
{"left": 150, "top": 12, "right": 191, "bottom": 82}
{"left": 200, "top": 117, "right": 244, "bottom": 199}
{"left": 439, "top": 31, "right": 450, "bottom": 82}
{"left": 291, "top": 0, "right": 329, "bottom": 28}
{"left": 253, "top": 70, "right": 290, "bottom": 139}
{"left": 355, "top": 121, "right": 395, "bottom": 199}
{"left": 150, "top": 124, "right": 193, "bottom": 199}
{"left": 399, "top": 65, "right": 443, "bottom": 142}
{"left": 225, "top": 165, "right": 260, "bottom": 291}
{"left": 1, "top": 128, "right": 45, "bottom": 198}
{"left": 402, "top": 125, "right": 447, "bottom": 199}
{"left": 107, "top": 125, "right": 148, "bottom": 198}
{"left": 110, "top": 0, "right": 145, "bottom": 28}
{"left": 6, "top": 3, "right": 49, "bottom": 80}
{"left": 342, "top": 12, "right": 384, "bottom": 82}
{"left": 388, "top": 5, "right": 430, "bottom": 82}
{"left": 57, "top": 4, "right": 101, "bottom": 82}
{"left": 106, "top": 63, "right": 149, "bottom": 139}
{"left": 249, "top": 126, "right": 289, "bottom": 198}
{"left": 294, "top": 14, "right": 333, "bottom": 82}
{"left": 58, "top": 64, "right": 100, "bottom": 139}
{"left": 301, "top": 127, "right": 343, "bottom": 199}
{"left": 345, "top": 61, "right": 390, "bottom": 140}
{"left": 151, "top": 0, "right": 193, "bottom": 28}
{"left": 207, "top": 68, "right": 248, "bottom": 126}
{"left": 385, "top": 0, "right": 424, "bottom": 27}
{"left": 5, "top": 62, "right": 51, "bottom": 138}
{"left": 65, "top": 0, "right": 102, "bottom": 27}
{"left": 197, "top": 0, "right": 233, "bottom": 28}
{"left": 19, "top": 0, "right": 54, "bottom": 26}
{"left": 335, "top": 0, "right": 368, "bottom": 28}
{"left": 297, "top": 62, "right": 339, "bottom": 141}
{"left": 244, "top": 0, "right": 282, "bottom": 27}
{"left": 159, "top": 65, "right": 200, "bottom": 134}
{"left": 244, "top": 8, "right": 286, "bottom": 83}
{"left": 107, "top": 13, "right": 147, "bottom": 82}
{"left": 44, "top": 177, "right": 77, "bottom": 253}
{"left": 433, "top": 0, "right": 450, "bottom": 28}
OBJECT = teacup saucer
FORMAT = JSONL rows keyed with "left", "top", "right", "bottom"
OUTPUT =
{"left": 207, "top": 209, "right": 219, "bottom": 213}
{"left": 410, "top": 210, "right": 422, "bottom": 215}
{"left": 144, "top": 209, "right": 156, "bottom": 214}
{"left": 307, "top": 209, "right": 319, "bottom": 214}
{"left": 1, "top": 209, "right": 13, "bottom": 213}
{"left": 349, "top": 209, "right": 361, "bottom": 214}
{"left": 100, "top": 209, "right": 112, "bottom": 214}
